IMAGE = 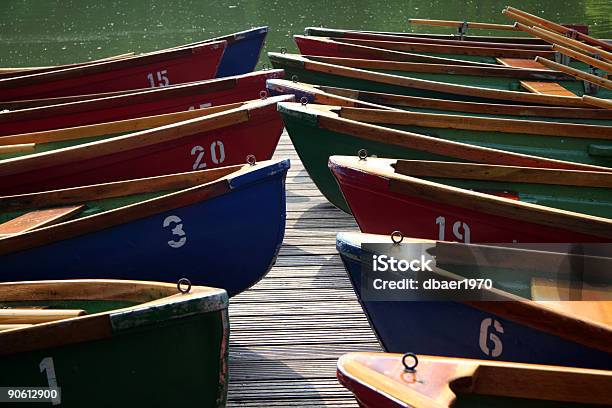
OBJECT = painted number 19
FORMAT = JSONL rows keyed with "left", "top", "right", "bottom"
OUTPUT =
{"left": 435, "top": 216, "right": 471, "bottom": 243}
{"left": 146, "top": 69, "right": 170, "bottom": 87}
{"left": 40, "top": 357, "right": 60, "bottom": 406}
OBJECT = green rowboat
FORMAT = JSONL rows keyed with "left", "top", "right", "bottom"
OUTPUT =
{"left": 278, "top": 102, "right": 610, "bottom": 212}
{"left": 0, "top": 279, "right": 229, "bottom": 407}
{"left": 268, "top": 53, "right": 596, "bottom": 108}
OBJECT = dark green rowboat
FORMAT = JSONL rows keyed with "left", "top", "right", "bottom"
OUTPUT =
{"left": 268, "top": 53, "right": 596, "bottom": 108}
{"left": 0, "top": 279, "right": 229, "bottom": 407}
{"left": 278, "top": 102, "right": 610, "bottom": 212}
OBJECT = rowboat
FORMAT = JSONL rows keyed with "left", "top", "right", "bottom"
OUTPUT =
{"left": 267, "top": 80, "right": 612, "bottom": 125}
{"left": 293, "top": 36, "right": 499, "bottom": 67}
{"left": 268, "top": 53, "right": 595, "bottom": 107}
{"left": 0, "top": 41, "right": 227, "bottom": 101}
{"left": 290, "top": 53, "right": 611, "bottom": 99}
{"left": 0, "top": 70, "right": 284, "bottom": 135}
{"left": 321, "top": 106, "right": 612, "bottom": 166}
{"left": 0, "top": 96, "right": 291, "bottom": 194}
{"left": 337, "top": 231, "right": 612, "bottom": 368}
{"left": 277, "top": 101, "right": 609, "bottom": 213}
{"left": 305, "top": 27, "right": 573, "bottom": 45}
{"left": 0, "top": 100, "right": 263, "bottom": 160}
{"left": 299, "top": 35, "right": 558, "bottom": 64}
{"left": 0, "top": 27, "right": 268, "bottom": 80}
{"left": 0, "top": 159, "right": 289, "bottom": 295}
{"left": 0, "top": 95, "right": 293, "bottom": 194}
{"left": 0, "top": 279, "right": 229, "bottom": 407}
{"left": 338, "top": 353, "right": 612, "bottom": 408}
{"left": 330, "top": 157, "right": 612, "bottom": 242}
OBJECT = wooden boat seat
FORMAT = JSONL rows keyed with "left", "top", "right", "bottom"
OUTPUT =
{"left": 520, "top": 80, "right": 577, "bottom": 97}
{"left": 0, "top": 205, "right": 84, "bottom": 237}
{"left": 532, "top": 278, "right": 612, "bottom": 326}
{"left": 497, "top": 58, "right": 549, "bottom": 70}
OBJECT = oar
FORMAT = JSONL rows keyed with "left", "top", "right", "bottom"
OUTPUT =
{"left": 536, "top": 57, "right": 612, "bottom": 91}
{"left": 583, "top": 95, "right": 612, "bottom": 110}
{"left": 408, "top": 19, "right": 517, "bottom": 31}
{"left": 0, "top": 143, "right": 36, "bottom": 154}
{"left": 510, "top": 20, "right": 612, "bottom": 63}
{"left": 0, "top": 309, "right": 86, "bottom": 324}
{"left": 552, "top": 44, "right": 612, "bottom": 73}
{"left": 0, "top": 324, "right": 32, "bottom": 331}
{"left": 505, "top": 6, "right": 612, "bottom": 53}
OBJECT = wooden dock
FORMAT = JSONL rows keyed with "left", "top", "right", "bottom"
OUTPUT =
{"left": 227, "top": 132, "right": 381, "bottom": 406}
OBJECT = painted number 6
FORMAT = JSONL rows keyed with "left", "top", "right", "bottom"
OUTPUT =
{"left": 163, "top": 215, "right": 187, "bottom": 248}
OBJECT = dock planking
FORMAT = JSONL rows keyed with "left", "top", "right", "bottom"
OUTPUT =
{"left": 227, "top": 132, "right": 381, "bottom": 407}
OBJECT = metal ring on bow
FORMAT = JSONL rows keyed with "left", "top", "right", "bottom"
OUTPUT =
{"left": 246, "top": 154, "right": 257, "bottom": 166}
{"left": 300, "top": 96, "right": 309, "bottom": 106}
{"left": 391, "top": 231, "right": 404, "bottom": 245}
{"left": 357, "top": 149, "right": 368, "bottom": 161}
{"left": 260, "top": 90, "right": 268, "bottom": 100}
{"left": 280, "top": 47, "right": 287, "bottom": 54}
{"left": 177, "top": 278, "right": 192, "bottom": 294}
{"left": 291, "top": 74, "right": 299, "bottom": 83}
{"left": 402, "top": 352, "right": 418, "bottom": 372}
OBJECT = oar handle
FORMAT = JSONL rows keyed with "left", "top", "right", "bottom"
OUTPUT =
{"left": 408, "top": 19, "right": 517, "bottom": 31}
{"left": 536, "top": 57, "right": 612, "bottom": 91}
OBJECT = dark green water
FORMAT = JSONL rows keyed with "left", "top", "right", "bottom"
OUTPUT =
{"left": 0, "top": 0, "right": 610, "bottom": 68}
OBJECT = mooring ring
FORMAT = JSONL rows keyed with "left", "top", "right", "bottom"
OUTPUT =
{"left": 391, "top": 230, "right": 404, "bottom": 245}
{"left": 260, "top": 90, "right": 268, "bottom": 100}
{"left": 402, "top": 352, "right": 418, "bottom": 371}
{"left": 177, "top": 278, "right": 192, "bottom": 294}
{"left": 246, "top": 154, "right": 257, "bottom": 166}
{"left": 357, "top": 149, "right": 368, "bottom": 160}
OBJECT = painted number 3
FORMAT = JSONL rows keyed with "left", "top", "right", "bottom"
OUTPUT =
{"left": 163, "top": 215, "right": 187, "bottom": 248}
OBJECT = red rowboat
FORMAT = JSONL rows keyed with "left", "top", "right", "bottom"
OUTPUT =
{"left": 0, "top": 70, "right": 284, "bottom": 136}
{"left": 337, "top": 352, "right": 612, "bottom": 408}
{"left": 0, "top": 95, "right": 292, "bottom": 194}
{"left": 329, "top": 156, "right": 612, "bottom": 242}
{"left": 0, "top": 41, "right": 226, "bottom": 101}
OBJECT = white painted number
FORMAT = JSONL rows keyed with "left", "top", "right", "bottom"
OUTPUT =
{"left": 191, "top": 145, "right": 207, "bottom": 170}
{"left": 40, "top": 357, "right": 60, "bottom": 406}
{"left": 436, "top": 216, "right": 471, "bottom": 243}
{"left": 146, "top": 69, "right": 170, "bottom": 87}
{"left": 479, "top": 318, "right": 504, "bottom": 358}
{"left": 163, "top": 215, "right": 187, "bottom": 248}
{"left": 190, "top": 141, "right": 225, "bottom": 170}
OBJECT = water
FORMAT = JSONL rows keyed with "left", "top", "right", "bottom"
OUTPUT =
{"left": 0, "top": 0, "right": 610, "bottom": 68}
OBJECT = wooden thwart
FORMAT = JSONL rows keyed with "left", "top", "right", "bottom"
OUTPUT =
{"left": 0, "top": 308, "right": 87, "bottom": 324}
{"left": 0, "top": 205, "right": 84, "bottom": 237}
{"left": 520, "top": 80, "right": 576, "bottom": 97}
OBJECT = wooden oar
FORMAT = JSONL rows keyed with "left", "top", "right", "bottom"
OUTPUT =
{"left": 408, "top": 19, "right": 517, "bottom": 31}
{"left": 0, "top": 324, "right": 32, "bottom": 331}
{"left": 0, "top": 309, "right": 86, "bottom": 324}
{"left": 0, "top": 205, "right": 85, "bottom": 237}
{"left": 0, "top": 143, "right": 36, "bottom": 154}
{"left": 505, "top": 6, "right": 612, "bottom": 53}
{"left": 583, "top": 95, "right": 612, "bottom": 110}
{"left": 536, "top": 57, "right": 612, "bottom": 91}
{"left": 512, "top": 21, "right": 612, "bottom": 62}
{"left": 552, "top": 44, "right": 612, "bottom": 73}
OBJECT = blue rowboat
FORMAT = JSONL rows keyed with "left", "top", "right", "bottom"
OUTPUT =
{"left": 337, "top": 232, "right": 612, "bottom": 370}
{"left": 0, "top": 159, "right": 289, "bottom": 296}
{"left": 209, "top": 27, "right": 268, "bottom": 77}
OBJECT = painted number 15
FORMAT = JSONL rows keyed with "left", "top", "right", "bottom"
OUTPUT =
{"left": 147, "top": 69, "right": 170, "bottom": 87}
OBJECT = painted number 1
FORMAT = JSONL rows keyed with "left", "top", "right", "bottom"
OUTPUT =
{"left": 146, "top": 69, "right": 170, "bottom": 87}
{"left": 436, "top": 216, "right": 471, "bottom": 243}
{"left": 40, "top": 357, "right": 60, "bottom": 406}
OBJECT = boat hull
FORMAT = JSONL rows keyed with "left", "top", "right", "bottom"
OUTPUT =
{"left": 0, "top": 102, "right": 286, "bottom": 194}
{"left": 0, "top": 70, "right": 284, "bottom": 136}
{"left": 337, "top": 235, "right": 612, "bottom": 370}
{"left": 0, "top": 42, "right": 226, "bottom": 101}
{"left": 0, "top": 161, "right": 289, "bottom": 296}
{"left": 331, "top": 161, "right": 608, "bottom": 243}
{"left": 215, "top": 27, "right": 268, "bottom": 77}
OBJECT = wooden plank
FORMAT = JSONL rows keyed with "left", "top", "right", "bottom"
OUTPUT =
{"left": 0, "top": 205, "right": 84, "bottom": 236}
{"left": 520, "top": 80, "right": 577, "bottom": 97}
{"left": 497, "top": 58, "right": 549, "bottom": 70}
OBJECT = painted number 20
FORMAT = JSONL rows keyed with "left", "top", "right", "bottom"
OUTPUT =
{"left": 191, "top": 141, "right": 226, "bottom": 170}
{"left": 436, "top": 216, "right": 471, "bottom": 243}
{"left": 146, "top": 69, "right": 170, "bottom": 87}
